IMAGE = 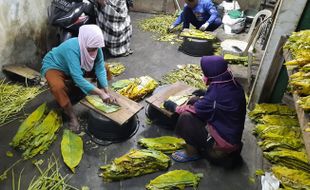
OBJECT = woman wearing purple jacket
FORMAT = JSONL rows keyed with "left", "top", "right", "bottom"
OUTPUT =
{"left": 163, "top": 56, "right": 246, "bottom": 166}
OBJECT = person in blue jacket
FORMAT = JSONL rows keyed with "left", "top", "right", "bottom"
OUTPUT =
{"left": 41, "top": 24, "right": 116, "bottom": 133}
{"left": 169, "top": 0, "right": 222, "bottom": 32}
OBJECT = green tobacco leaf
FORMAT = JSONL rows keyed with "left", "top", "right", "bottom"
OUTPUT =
{"left": 6, "top": 151, "right": 13, "bottom": 158}
{"left": 146, "top": 170, "right": 202, "bottom": 190}
{"left": 10, "top": 103, "right": 47, "bottom": 147}
{"left": 138, "top": 136, "right": 186, "bottom": 153}
{"left": 111, "top": 79, "right": 132, "bottom": 90}
{"left": 61, "top": 129, "right": 84, "bottom": 173}
{"left": 86, "top": 95, "right": 120, "bottom": 113}
{"left": 22, "top": 110, "right": 62, "bottom": 159}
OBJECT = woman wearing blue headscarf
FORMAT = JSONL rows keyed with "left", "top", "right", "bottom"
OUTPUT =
{"left": 163, "top": 56, "right": 246, "bottom": 166}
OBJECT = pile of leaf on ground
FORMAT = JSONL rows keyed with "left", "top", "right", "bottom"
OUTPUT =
{"left": 0, "top": 79, "right": 43, "bottom": 126}
{"left": 161, "top": 64, "right": 205, "bottom": 89}
{"left": 249, "top": 103, "right": 310, "bottom": 189}
{"left": 10, "top": 103, "right": 62, "bottom": 159}
{"left": 111, "top": 76, "right": 158, "bottom": 101}
{"left": 138, "top": 14, "right": 182, "bottom": 44}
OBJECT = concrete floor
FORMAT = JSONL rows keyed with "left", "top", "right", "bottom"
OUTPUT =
{"left": 0, "top": 12, "right": 264, "bottom": 190}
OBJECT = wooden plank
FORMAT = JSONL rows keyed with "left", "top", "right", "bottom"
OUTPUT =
{"left": 293, "top": 94, "right": 310, "bottom": 162}
{"left": 145, "top": 82, "right": 196, "bottom": 117}
{"left": 2, "top": 64, "right": 41, "bottom": 80}
{"left": 80, "top": 90, "right": 143, "bottom": 125}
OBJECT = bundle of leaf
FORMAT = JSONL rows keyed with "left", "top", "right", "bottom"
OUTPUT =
{"left": 289, "top": 78, "right": 310, "bottom": 96}
{"left": 285, "top": 57, "right": 310, "bottom": 70}
{"left": 284, "top": 30, "right": 310, "bottom": 59}
{"left": 264, "top": 149, "right": 310, "bottom": 173}
{"left": 28, "top": 155, "right": 78, "bottom": 190}
{"left": 161, "top": 64, "right": 205, "bottom": 89}
{"left": 10, "top": 103, "right": 62, "bottom": 159}
{"left": 288, "top": 71, "right": 310, "bottom": 96}
{"left": 106, "top": 62, "right": 125, "bottom": 76}
{"left": 297, "top": 95, "right": 310, "bottom": 111}
{"left": 0, "top": 79, "right": 44, "bottom": 125}
{"left": 61, "top": 130, "right": 83, "bottom": 173}
{"left": 85, "top": 95, "right": 120, "bottom": 113}
{"left": 254, "top": 124, "right": 301, "bottom": 139}
{"left": 248, "top": 103, "right": 296, "bottom": 122}
{"left": 111, "top": 76, "right": 159, "bottom": 101}
{"left": 258, "top": 115, "right": 299, "bottom": 127}
{"left": 258, "top": 137, "right": 304, "bottom": 151}
{"left": 272, "top": 165, "right": 310, "bottom": 190}
{"left": 138, "top": 14, "right": 182, "bottom": 44}
{"left": 146, "top": 170, "right": 203, "bottom": 190}
{"left": 224, "top": 54, "right": 249, "bottom": 66}
{"left": 138, "top": 136, "right": 186, "bottom": 154}
{"left": 254, "top": 124, "right": 303, "bottom": 151}
{"left": 180, "top": 28, "right": 216, "bottom": 40}
{"left": 99, "top": 149, "right": 170, "bottom": 181}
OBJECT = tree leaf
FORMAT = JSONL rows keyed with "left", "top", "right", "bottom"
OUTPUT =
{"left": 61, "top": 129, "right": 83, "bottom": 173}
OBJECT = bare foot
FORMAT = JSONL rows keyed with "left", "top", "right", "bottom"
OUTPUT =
{"left": 68, "top": 117, "right": 80, "bottom": 133}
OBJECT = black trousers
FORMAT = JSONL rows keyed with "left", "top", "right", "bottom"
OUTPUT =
{"left": 175, "top": 112, "right": 243, "bottom": 167}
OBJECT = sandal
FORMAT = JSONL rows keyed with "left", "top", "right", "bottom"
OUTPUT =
{"left": 121, "top": 49, "right": 134, "bottom": 57}
{"left": 171, "top": 150, "right": 201, "bottom": 163}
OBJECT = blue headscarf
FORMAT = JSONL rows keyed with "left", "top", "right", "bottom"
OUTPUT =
{"left": 194, "top": 56, "right": 246, "bottom": 145}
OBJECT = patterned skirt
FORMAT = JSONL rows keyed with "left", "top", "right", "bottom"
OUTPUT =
{"left": 96, "top": 0, "right": 132, "bottom": 56}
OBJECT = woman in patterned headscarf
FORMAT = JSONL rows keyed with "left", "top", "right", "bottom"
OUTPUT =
{"left": 41, "top": 24, "right": 116, "bottom": 133}
{"left": 163, "top": 56, "right": 246, "bottom": 166}
{"left": 96, "top": 0, "right": 133, "bottom": 57}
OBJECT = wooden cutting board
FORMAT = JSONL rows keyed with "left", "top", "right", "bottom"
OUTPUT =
{"left": 145, "top": 82, "right": 197, "bottom": 117}
{"left": 80, "top": 89, "right": 143, "bottom": 125}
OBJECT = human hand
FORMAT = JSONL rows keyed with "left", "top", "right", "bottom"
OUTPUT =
{"left": 192, "top": 89, "right": 206, "bottom": 97}
{"left": 167, "top": 25, "right": 175, "bottom": 33}
{"left": 199, "top": 22, "right": 209, "bottom": 31}
{"left": 163, "top": 100, "right": 177, "bottom": 112}
{"left": 187, "top": 96, "right": 200, "bottom": 105}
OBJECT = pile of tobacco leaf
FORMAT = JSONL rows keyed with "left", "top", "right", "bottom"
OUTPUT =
{"left": 138, "top": 136, "right": 186, "bottom": 154}
{"left": 284, "top": 30, "right": 310, "bottom": 112}
{"left": 272, "top": 166, "right": 310, "bottom": 189}
{"left": 0, "top": 79, "right": 43, "bottom": 125}
{"left": 10, "top": 103, "right": 62, "bottom": 159}
{"left": 224, "top": 54, "right": 249, "bottom": 66}
{"left": 249, "top": 103, "right": 310, "bottom": 188}
{"left": 138, "top": 14, "right": 182, "bottom": 44}
{"left": 161, "top": 64, "right": 205, "bottom": 89}
{"left": 146, "top": 170, "right": 203, "bottom": 190}
{"left": 180, "top": 28, "right": 216, "bottom": 40}
{"left": 99, "top": 149, "right": 170, "bottom": 181}
{"left": 111, "top": 76, "right": 158, "bottom": 101}
{"left": 248, "top": 103, "right": 296, "bottom": 121}
{"left": 106, "top": 62, "right": 125, "bottom": 76}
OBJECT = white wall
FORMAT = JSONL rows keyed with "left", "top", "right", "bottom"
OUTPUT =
{"left": 0, "top": 0, "right": 52, "bottom": 76}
